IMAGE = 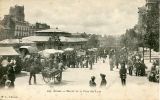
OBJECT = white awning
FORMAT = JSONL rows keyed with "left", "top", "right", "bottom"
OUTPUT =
{"left": 64, "top": 48, "right": 74, "bottom": 51}
{"left": 0, "top": 47, "right": 19, "bottom": 56}
{"left": 38, "top": 49, "right": 64, "bottom": 58}
{"left": 19, "top": 46, "right": 38, "bottom": 53}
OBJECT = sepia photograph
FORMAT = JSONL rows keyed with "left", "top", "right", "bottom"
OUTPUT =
{"left": 0, "top": 0, "right": 159, "bottom": 100}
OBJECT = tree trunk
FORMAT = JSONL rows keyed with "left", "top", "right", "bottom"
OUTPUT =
{"left": 149, "top": 48, "right": 151, "bottom": 62}
{"left": 143, "top": 46, "right": 144, "bottom": 63}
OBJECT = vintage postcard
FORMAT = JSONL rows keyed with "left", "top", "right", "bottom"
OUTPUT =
{"left": 0, "top": 0, "right": 159, "bottom": 100}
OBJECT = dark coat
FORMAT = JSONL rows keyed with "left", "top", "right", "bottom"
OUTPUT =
{"left": 7, "top": 64, "right": 15, "bottom": 82}
{"left": 30, "top": 62, "right": 36, "bottom": 74}
{"left": 119, "top": 68, "right": 127, "bottom": 79}
{"left": 100, "top": 79, "right": 107, "bottom": 86}
{"left": 89, "top": 80, "right": 96, "bottom": 87}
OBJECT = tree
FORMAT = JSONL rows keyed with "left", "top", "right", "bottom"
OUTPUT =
{"left": 120, "top": 29, "right": 140, "bottom": 50}
{"left": 144, "top": 9, "right": 159, "bottom": 52}
{"left": 101, "top": 35, "right": 118, "bottom": 48}
{"left": 143, "top": 2, "right": 159, "bottom": 62}
{"left": 81, "top": 32, "right": 90, "bottom": 38}
{"left": 86, "top": 34, "right": 100, "bottom": 48}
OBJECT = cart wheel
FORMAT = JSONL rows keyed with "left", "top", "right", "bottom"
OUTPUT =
{"left": 43, "top": 76, "right": 51, "bottom": 83}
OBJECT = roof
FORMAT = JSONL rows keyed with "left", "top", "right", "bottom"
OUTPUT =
{"left": 0, "top": 47, "right": 19, "bottom": 56}
{"left": 0, "top": 39, "right": 34, "bottom": 44}
{"left": 22, "top": 36, "right": 50, "bottom": 42}
{"left": 60, "top": 36, "right": 88, "bottom": 42}
{"left": 36, "top": 28, "right": 66, "bottom": 33}
{"left": 22, "top": 36, "right": 88, "bottom": 43}
{"left": 71, "top": 33, "right": 82, "bottom": 36}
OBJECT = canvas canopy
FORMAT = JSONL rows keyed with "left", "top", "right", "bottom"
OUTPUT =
{"left": 0, "top": 47, "right": 19, "bottom": 56}
{"left": 38, "top": 49, "right": 64, "bottom": 58}
{"left": 19, "top": 46, "right": 38, "bottom": 54}
{"left": 88, "top": 48, "right": 98, "bottom": 52}
{"left": 64, "top": 48, "right": 74, "bottom": 51}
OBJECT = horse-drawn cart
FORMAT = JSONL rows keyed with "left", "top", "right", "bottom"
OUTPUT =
{"left": 38, "top": 49, "right": 64, "bottom": 84}
{"left": 41, "top": 68, "right": 62, "bottom": 83}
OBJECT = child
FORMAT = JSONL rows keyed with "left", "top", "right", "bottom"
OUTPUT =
{"left": 100, "top": 73, "right": 107, "bottom": 87}
{"left": 89, "top": 76, "right": 96, "bottom": 87}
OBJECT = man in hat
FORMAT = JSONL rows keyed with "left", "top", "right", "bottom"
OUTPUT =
{"left": 140, "top": 60, "right": 147, "bottom": 76}
{"left": 89, "top": 76, "right": 96, "bottom": 87}
{"left": 100, "top": 74, "right": 107, "bottom": 87}
{"left": 119, "top": 62, "right": 127, "bottom": 86}
{"left": 29, "top": 58, "right": 37, "bottom": 85}
{"left": 89, "top": 56, "right": 93, "bottom": 70}
{"left": 134, "top": 59, "right": 141, "bottom": 76}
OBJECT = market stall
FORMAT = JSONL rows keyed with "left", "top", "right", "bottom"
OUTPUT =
{"left": 38, "top": 49, "right": 64, "bottom": 58}
{"left": 38, "top": 49, "right": 64, "bottom": 84}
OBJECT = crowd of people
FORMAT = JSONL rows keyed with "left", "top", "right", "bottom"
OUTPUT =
{"left": 0, "top": 48, "right": 109, "bottom": 88}
{"left": 108, "top": 48, "right": 147, "bottom": 76}
{"left": 38, "top": 49, "right": 108, "bottom": 70}
{"left": 0, "top": 47, "right": 159, "bottom": 88}
{"left": 0, "top": 56, "right": 22, "bottom": 88}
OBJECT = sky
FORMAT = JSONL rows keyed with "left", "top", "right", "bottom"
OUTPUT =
{"left": 0, "top": 0, "right": 145, "bottom": 35}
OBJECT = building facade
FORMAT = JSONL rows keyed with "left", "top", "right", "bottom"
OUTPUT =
{"left": 14, "top": 21, "right": 30, "bottom": 37}
{"left": 29, "top": 22, "right": 50, "bottom": 36}
{"left": 1, "top": 5, "right": 51, "bottom": 39}
{"left": 9, "top": 5, "right": 25, "bottom": 22}
{"left": 1, "top": 5, "right": 30, "bottom": 38}
{"left": 0, "top": 25, "right": 11, "bottom": 41}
